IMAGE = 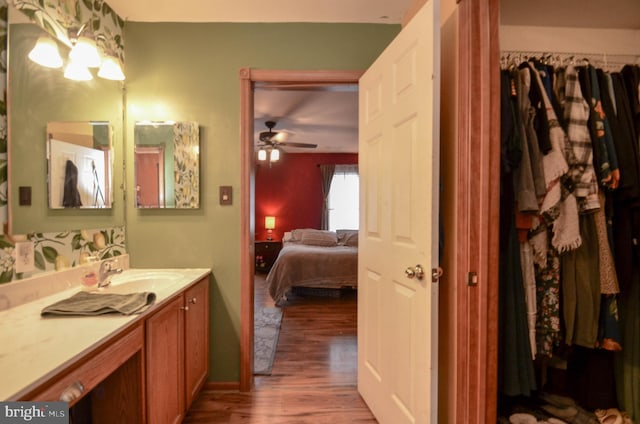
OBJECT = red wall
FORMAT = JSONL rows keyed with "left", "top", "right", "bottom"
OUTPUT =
{"left": 255, "top": 153, "right": 358, "bottom": 241}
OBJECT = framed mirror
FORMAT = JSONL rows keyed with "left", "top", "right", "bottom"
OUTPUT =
{"left": 134, "top": 121, "right": 200, "bottom": 209}
{"left": 47, "top": 121, "right": 112, "bottom": 209}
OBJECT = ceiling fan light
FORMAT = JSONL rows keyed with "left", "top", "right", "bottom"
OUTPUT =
{"left": 28, "top": 36, "right": 63, "bottom": 69}
{"left": 69, "top": 36, "right": 101, "bottom": 68}
{"left": 270, "top": 148, "right": 280, "bottom": 162}
{"left": 257, "top": 148, "right": 267, "bottom": 161}
{"left": 98, "top": 56, "right": 125, "bottom": 80}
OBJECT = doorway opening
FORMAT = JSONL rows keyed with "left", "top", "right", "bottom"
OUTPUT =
{"left": 239, "top": 69, "right": 363, "bottom": 391}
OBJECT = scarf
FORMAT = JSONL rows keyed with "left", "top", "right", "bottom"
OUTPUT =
{"left": 527, "top": 63, "right": 582, "bottom": 265}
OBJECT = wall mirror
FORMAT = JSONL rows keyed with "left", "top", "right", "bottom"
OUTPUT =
{"left": 47, "top": 121, "right": 112, "bottom": 209}
{"left": 134, "top": 121, "right": 200, "bottom": 209}
{"left": 8, "top": 15, "right": 124, "bottom": 234}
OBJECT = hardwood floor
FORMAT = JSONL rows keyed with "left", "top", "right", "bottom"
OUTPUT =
{"left": 183, "top": 274, "right": 377, "bottom": 423}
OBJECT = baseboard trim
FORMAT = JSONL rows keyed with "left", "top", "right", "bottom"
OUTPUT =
{"left": 204, "top": 381, "right": 241, "bottom": 391}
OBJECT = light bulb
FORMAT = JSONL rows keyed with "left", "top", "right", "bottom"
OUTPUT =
{"left": 64, "top": 60, "right": 93, "bottom": 81}
{"left": 258, "top": 149, "right": 267, "bottom": 161}
{"left": 270, "top": 148, "right": 280, "bottom": 162}
{"left": 28, "top": 37, "right": 63, "bottom": 69}
{"left": 69, "top": 36, "right": 101, "bottom": 68}
{"left": 98, "top": 56, "right": 125, "bottom": 80}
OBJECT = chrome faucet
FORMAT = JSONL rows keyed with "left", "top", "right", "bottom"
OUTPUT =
{"left": 98, "top": 260, "right": 123, "bottom": 288}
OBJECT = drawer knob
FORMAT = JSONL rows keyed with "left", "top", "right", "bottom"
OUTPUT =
{"left": 189, "top": 297, "right": 197, "bottom": 304}
{"left": 60, "top": 381, "right": 84, "bottom": 402}
{"left": 181, "top": 306, "right": 190, "bottom": 311}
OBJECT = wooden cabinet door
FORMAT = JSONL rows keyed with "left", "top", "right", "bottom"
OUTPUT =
{"left": 146, "top": 295, "right": 185, "bottom": 424}
{"left": 184, "top": 277, "right": 210, "bottom": 408}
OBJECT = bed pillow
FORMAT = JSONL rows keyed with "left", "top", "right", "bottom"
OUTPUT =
{"left": 291, "top": 228, "right": 316, "bottom": 242}
{"left": 337, "top": 229, "right": 359, "bottom": 246}
{"left": 300, "top": 230, "right": 338, "bottom": 247}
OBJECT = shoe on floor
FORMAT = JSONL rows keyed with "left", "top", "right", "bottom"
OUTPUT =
{"left": 539, "top": 392, "right": 577, "bottom": 409}
{"left": 547, "top": 418, "right": 568, "bottom": 424}
{"left": 541, "top": 404, "right": 578, "bottom": 420}
{"left": 595, "top": 408, "right": 623, "bottom": 424}
{"left": 510, "top": 413, "right": 539, "bottom": 424}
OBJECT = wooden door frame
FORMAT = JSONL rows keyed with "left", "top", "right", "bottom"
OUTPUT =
{"left": 239, "top": 68, "right": 364, "bottom": 391}
{"left": 238, "top": 1, "right": 502, "bottom": 416}
{"left": 455, "top": 0, "right": 501, "bottom": 422}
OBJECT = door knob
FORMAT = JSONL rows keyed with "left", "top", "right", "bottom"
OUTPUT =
{"left": 405, "top": 265, "right": 425, "bottom": 280}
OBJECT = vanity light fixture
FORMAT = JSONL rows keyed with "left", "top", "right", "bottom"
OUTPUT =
{"left": 98, "top": 55, "right": 125, "bottom": 81}
{"left": 28, "top": 36, "right": 63, "bottom": 69}
{"left": 29, "top": 21, "right": 126, "bottom": 81}
{"left": 68, "top": 22, "right": 101, "bottom": 68}
{"left": 64, "top": 59, "right": 93, "bottom": 81}
{"left": 69, "top": 35, "right": 101, "bottom": 68}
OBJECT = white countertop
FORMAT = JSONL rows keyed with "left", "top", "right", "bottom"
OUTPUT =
{"left": 0, "top": 267, "right": 211, "bottom": 401}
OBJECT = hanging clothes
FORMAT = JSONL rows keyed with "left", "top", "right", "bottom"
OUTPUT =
{"left": 498, "top": 69, "right": 537, "bottom": 396}
{"left": 62, "top": 160, "right": 82, "bottom": 208}
{"left": 557, "top": 65, "right": 600, "bottom": 213}
{"left": 498, "top": 54, "right": 640, "bottom": 422}
{"left": 579, "top": 65, "right": 620, "bottom": 189}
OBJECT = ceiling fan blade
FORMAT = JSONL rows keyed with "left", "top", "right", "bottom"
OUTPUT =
{"left": 278, "top": 142, "right": 317, "bottom": 148}
{"left": 259, "top": 132, "right": 273, "bottom": 142}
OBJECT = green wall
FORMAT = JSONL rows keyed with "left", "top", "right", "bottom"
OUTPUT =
{"left": 124, "top": 22, "right": 400, "bottom": 382}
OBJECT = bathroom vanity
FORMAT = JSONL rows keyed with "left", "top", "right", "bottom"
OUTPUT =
{"left": 0, "top": 264, "right": 211, "bottom": 423}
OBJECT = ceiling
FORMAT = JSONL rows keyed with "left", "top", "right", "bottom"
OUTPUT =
{"left": 106, "top": 0, "right": 413, "bottom": 24}
{"left": 254, "top": 87, "right": 359, "bottom": 154}
{"left": 106, "top": 0, "right": 640, "bottom": 154}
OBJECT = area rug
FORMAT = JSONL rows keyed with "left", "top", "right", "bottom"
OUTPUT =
{"left": 254, "top": 306, "right": 283, "bottom": 375}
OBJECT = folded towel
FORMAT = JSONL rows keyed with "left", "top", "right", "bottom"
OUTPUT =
{"left": 41, "top": 291, "right": 156, "bottom": 317}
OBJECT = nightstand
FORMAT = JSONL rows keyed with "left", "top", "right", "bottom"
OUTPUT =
{"left": 255, "top": 240, "right": 282, "bottom": 273}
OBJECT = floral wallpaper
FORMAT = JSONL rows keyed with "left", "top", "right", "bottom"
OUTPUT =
{"left": 0, "top": 226, "right": 125, "bottom": 283}
{"left": 0, "top": 0, "right": 7, "bottom": 227}
{"left": 173, "top": 122, "right": 200, "bottom": 208}
{"left": 12, "top": 0, "right": 124, "bottom": 63}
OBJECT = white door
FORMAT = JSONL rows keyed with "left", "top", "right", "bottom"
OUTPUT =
{"left": 49, "top": 139, "right": 108, "bottom": 208}
{"left": 358, "top": 0, "right": 440, "bottom": 423}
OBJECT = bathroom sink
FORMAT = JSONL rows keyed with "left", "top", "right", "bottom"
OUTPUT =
{"left": 100, "top": 270, "right": 185, "bottom": 294}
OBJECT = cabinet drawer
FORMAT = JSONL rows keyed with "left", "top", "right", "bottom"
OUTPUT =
{"left": 26, "top": 324, "right": 144, "bottom": 407}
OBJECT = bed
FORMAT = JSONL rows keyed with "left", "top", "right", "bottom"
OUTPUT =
{"left": 266, "top": 229, "right": 358, "bottom": 304}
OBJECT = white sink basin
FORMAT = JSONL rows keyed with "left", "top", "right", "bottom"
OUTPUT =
{"left": 100, "top": 270, "right": 185, "bottom": 294}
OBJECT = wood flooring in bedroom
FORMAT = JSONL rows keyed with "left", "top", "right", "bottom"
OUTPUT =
{"left": 183, "top": 273, "right": 376, "bottom": 423}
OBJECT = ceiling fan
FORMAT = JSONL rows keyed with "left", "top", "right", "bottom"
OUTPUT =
{"left": 258, "top": 120, "right": 318, "bottom": 149}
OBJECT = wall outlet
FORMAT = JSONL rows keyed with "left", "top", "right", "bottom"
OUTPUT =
{"left": 15, "top": 241, "right": 35, "bottom": 274}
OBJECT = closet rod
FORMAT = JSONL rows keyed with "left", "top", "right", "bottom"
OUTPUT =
{"left": 500, "top": 50, "right": 640, "bottom": 68}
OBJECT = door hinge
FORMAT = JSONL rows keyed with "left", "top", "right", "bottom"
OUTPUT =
{"left": 431, "top": 267, "right": 443, "bottom": 283}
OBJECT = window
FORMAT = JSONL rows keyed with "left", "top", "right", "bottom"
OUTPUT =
{"left": 328, "top": 165, "right": 359, "bottom": 231}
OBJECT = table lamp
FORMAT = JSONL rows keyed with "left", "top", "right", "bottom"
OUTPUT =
{"left": 265, "top": 216, "right": 276, "bottom": 241}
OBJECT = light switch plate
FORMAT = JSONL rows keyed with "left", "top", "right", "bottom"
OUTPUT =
{"left": 19, "top": 186, "right": 31, "bottom": 206}
{"left": 15, "top": 241, "right": 35, "bottom": 273}
{"left": 220, "top": 186, "right": 232, "bottom": 205}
